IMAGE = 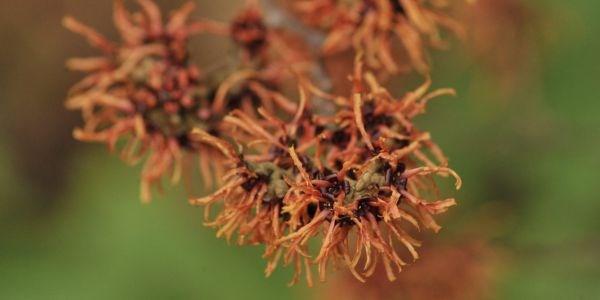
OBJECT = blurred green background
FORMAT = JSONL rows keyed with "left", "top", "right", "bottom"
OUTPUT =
{"left": 0, "top": 0, "right": 598, "bottom": 299}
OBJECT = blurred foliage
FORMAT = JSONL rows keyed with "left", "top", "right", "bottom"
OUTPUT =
{"left": 0, "top": 148, "right": 306, "bottom": 299}
{"left": 0, "top": 0, "right": 599, "bottom": 299}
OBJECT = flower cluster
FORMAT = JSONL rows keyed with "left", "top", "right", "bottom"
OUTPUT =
{"left": 65, "top": 0, "right": 463, "bottom": 286}
{"left": 291, "top": 0, "right": 463, "bottom": 74}
{"left": 191, "top": 60, "right": 460, "bottom": 285}
{"left": 65, "top": 1, "right": 309, "bottom": 201}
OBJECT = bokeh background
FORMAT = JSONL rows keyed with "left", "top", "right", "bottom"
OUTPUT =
{"left": 1, "top": 0, "right": 598, "bottom": 299}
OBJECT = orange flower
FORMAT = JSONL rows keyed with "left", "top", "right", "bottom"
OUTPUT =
{"left": 292, "top": 0, "right": 464, "bottom": 74}
{"left": 231, "top": 1, "right": 313, "bottom": 67}
{"left": 190, "top": 61, "right": 461, "bottom": 285}
{"left": 64, "top": 1, "right": 311, "bottom": 201}
{"left": 64, "top": 0, "right": 224, "bottom": 202}
{"left": 65, "top": 1, "right": 464, "bottom": 287}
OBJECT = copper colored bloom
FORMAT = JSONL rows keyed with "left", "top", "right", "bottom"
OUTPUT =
{"left": 190, "top": 61, "right": 461, "bottom": 285}
{"left": 292, "top": 0, "right": 463, "bottom": 74}
{"left": 64, "top": 0, "right": 226, "bottom": 202}
{"left": 64, "top": 1, "right": 311, "bottom": 202}
{"left": 231, "top": 3, "right": 269, "bottom": 59}
{"left": 229, "top": 1, "right": 313, "bottom": 69}
{"left": 63, "top": 0, "right": 465, "bottom": 287}
{"left": 205, "top": 2, "right": 314, "bottom": 121}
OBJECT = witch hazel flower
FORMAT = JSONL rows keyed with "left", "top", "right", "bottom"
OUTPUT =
{"left": 64, "top": 0, "right": 312, "bottom": 201}
{"left": 291, "top": 0, "right": 464, "bottom": 74}
{"left": 190, "top": 60, "right": 461, "bottom": 285}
